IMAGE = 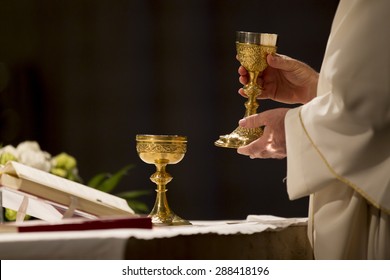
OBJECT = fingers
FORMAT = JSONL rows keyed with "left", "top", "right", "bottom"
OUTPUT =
{"left": 238, "top": 88, "right": 246, "bottom": 98}
{"left": 238, "top": 66, "right": 247, "bottom": 75}
{"left": 238, "top": 66, "right": 248, "bottom": 86}
{"left": 237, "top": 136, "right": 284, "bottom": 159}
{"left": 239, "top": 75, "right": 247, "bottom": 86}
{"left": 238, "top": 111, "right": 269, "bottom": 128}
{"left": 237, "top": 140, "right": 266, "bottom": 158}
{"left": 238, "top": 65, "right": 263, "bottom": 98}
{"left": 238, "top": 148, "right": 286, "bottom": 159}
{"left": 267, "top": 54, "right": 298, "bottom": 72}
{"left": 237, "top": 136, "right": 286, "bottom": 159}
{"left": 241, "top": 53, "right": 298, "bottom": 75}
{"left": 236, "top": 108, "right": 289, "bottom": 159}
{"left": 239, "top": 76, "right": 263, "bottom": 88}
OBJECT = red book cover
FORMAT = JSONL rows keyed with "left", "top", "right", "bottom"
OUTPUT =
{"left": 0, "top": 215, "right": 152, "bottom": 233}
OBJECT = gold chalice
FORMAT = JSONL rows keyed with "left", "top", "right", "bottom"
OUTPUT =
{"left": 215, "top": 31, "right": 278, "bottom": 148}
{"left": 136, "top": 134, "right": 191, "bottom": 226}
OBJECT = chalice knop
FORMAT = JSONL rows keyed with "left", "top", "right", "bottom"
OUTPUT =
{"left": 136, "top": 134, "right": 190, "bottom": 226}
{"left": 215, "top": 31, "right": 278, "bottom": 148}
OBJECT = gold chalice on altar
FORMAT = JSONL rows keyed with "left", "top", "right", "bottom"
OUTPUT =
{"left": 215, "top": 31, "right": 278, "bottom": 148}
{"left": 136, "top": 134, "right": 190, "bottom": 226}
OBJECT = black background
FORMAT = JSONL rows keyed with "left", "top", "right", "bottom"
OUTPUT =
{"left": 0, "top": 0, "right": 339, "bottom": 220}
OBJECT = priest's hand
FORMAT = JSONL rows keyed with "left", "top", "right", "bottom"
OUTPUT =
{"left": 238, "top": 54, "right": 318, "bottom": 104}
{"left": 237, "top": 108, "right": 289, "bottom": 159}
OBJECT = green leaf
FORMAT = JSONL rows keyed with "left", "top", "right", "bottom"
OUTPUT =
{"left": 116, "top": 190, "right": 151, "bottom": 200}
{"left": 116, "top": 190, "right": 151, "bottom": 214}
{"left": 87, "top": 172, "right": 111, "bottom": 188}
{"left": 95, "top": 164, "right": 135, "bottom": 193}
{"left": 126, "top": 200, "right": 149, "bottom": 214}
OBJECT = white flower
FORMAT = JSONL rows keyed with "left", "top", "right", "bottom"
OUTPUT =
{"left": 0, "top": 145, "right": 18, "bottom": 157}
{"left": 0, "top": 145, "right": 18, "bottom": 166}
{"left": 16, "top": 141, "right": 43, "bottom": 153}
{"left": 15, "top": 141, "right": 52, "bottom": 172}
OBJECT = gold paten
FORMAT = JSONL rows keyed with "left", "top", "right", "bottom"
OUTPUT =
{"left": 215, "top": 31, "right": 277, "bottom": 149}
{"left": 136, "top": 134, "right": 191, "bottom": 226}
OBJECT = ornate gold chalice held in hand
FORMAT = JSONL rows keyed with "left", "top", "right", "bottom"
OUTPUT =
{"left": 215, "top": 31, "right": 278, "bottom": 148}
{"left": 136, "top": 134, "right": 191, "bottom": 226}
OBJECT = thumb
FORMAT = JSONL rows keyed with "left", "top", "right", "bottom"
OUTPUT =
{"left": 239, "top": 112, "right": 268, "bottom": 128}
{"left": 267, "top": 54, "right": 299, "bottom": 72}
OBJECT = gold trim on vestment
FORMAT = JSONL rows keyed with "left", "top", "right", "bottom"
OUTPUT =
{"left": 298, "top": 108, "right": 389, "bottom": 215}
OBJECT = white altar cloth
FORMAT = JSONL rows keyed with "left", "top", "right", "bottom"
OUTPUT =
{"left": 0, "top": 215, "right": 308, "bottom": 259}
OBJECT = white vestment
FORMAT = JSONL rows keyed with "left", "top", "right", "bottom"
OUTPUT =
{"left": 285, "top": 0, "right": 390, "bottom": 259}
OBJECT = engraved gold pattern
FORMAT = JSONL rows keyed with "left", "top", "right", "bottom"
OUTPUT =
{"left": 136, "top": 134, "right": 191, "bottom": 226}
{"left": 215, "top": 32, "right": 277, "bottom": 149}
{"left": 236, "top": 43, "right": 275, "bottom": 73}
{"left": 136, "top": 143, "right": 187, "bottom": 154}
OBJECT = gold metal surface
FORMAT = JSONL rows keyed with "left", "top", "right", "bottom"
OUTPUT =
{"left": 136, "top": 134, "right": 191, "bottom": 226}
{"left": 215, "top": 32, "right": 277, "bottom": 149}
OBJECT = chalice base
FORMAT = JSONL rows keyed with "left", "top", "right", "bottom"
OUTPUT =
{"left": 215, "top": 126, "right": 263, "bottom": 149}
{"left": 149, "top": 212, "right": 191, "bottom": 226}
{"left": 148, "top": 194, "right": 191, "bottom": 226}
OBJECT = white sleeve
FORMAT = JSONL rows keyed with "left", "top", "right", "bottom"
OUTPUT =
{"left": 285, "top": 0, "right": 390, "bottom": 213}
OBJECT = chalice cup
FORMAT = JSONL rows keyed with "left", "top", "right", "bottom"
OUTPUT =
{"left": 136, "top": 134, "right": 191, "bottom": 226}
{"left": 215, "top": 31, "right": 278, "bottom": 148}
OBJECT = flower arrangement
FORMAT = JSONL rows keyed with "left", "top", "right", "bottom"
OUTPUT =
{"left": 0, "top": 141, "right": 149, "bottom": 220}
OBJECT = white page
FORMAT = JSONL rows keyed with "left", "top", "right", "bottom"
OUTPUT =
{"left": 1, "top": 187, "right": 64, "bottom": 221}
{"left": 4, "top": 161, "right": 133, "bottom": 214}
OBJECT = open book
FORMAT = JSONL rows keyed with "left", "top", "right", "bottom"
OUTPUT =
{"left": 0, "top": 161, "right": 135, "bottom": 222}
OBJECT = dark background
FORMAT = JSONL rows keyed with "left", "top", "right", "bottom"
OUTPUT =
{"left": 0, "top": 0, "right": 339, "bottom": 220}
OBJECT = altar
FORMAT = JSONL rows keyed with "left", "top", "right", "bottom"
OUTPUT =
{"left": 0, "top": 216, "right": 313, "bottom": 259}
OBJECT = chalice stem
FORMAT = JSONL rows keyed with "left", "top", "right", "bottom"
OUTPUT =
{"left": 154, "top": 163, "right": 171, "bottom": 187}
{"left": 244, "top": 71, "right": 261, "bottom": 117}
{"left": 150, "top": 163, "right": 173, "bottom": 216}
{"left": 248, "top": 71, "right": 260, "bottom": 88}
{"left": 152, "top": 188, "right": 170, "bottom": 215}
{"left": 149, "top": 162, "right": 182, "bottom": 225}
